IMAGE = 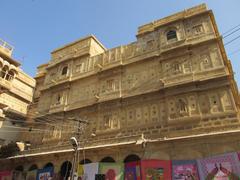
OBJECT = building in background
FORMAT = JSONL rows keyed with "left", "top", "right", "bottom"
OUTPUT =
{"left": 0, "top": 39, "right": 35, "bottom": 147}
{"left": 1, "top": 3, "right": 240, "bottom": 178}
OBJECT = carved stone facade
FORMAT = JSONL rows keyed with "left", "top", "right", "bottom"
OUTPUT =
{"left": 1, "top": 3, "right": 240, "bottom": 174}
{"left": 0, "top": 39, "right": 35, "bottom": 146}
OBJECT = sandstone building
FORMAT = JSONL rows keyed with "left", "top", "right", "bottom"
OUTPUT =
{"left": 2, "top": 4, "right": 240, "bottom": 177}
{"left": 0, "top": 39, "right": 35, "bottom": 146}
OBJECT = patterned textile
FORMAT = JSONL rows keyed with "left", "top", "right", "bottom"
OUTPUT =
{"left": 0, "top": 171, "right": 12, "bottom": 180}
{"left": 37, "top": 167, "right": 54, "bottom": 180}
{"left": 197, "top": 152, "right": 240, "bottom": 180}
{"left": 172, "top": 160, "right": 199, "bottom": 180}
{"left": 77, "top": 164, "right": 84, "bottom": 177}
{"left": 140, "top": 159, "right": 171, "bottom": 180}
{"left": 26, "top": 170, "right": 37, "bottom": 180}
{"left": 125, "top": 162, "right": 141, "bottom": 180}
{"left": 77, "top": 163, "right": 99, "bottom": 180}
{"left": 99, "top": 163, "right": 124, "bottom": 180}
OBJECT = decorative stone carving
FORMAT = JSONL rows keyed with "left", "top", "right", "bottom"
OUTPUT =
{"left": 220, "top": 90, "right": 234, "bottom": 111}
{"left": 209, "top": 93, "right": 222, "bottom": 113}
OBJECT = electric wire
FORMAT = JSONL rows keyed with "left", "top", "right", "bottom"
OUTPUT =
{"left": 224, "top": 34, "right": 240, "bottom": 46}
{"left": 222, "top": 23, "right": 240, "bottom": 36}
{"left": 223, "top": 27, "right": 240, "bottom": 39}
{"left": 3, "top": 118, "right": 80, "bottom": 130}
{"left": 1, "top": 125, "right": 76, "bottom": 134}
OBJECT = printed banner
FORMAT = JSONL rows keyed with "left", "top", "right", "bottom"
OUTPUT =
{"left": 26, "top": 170, "right": 37, "bottom": 180}
{"left": 37, "top": 166, "right": 54, "bottom": 180}
{"left": 77, "top": 163, "right": 99, "bottom": 180}
{"left": 0, "top": 171, "right": 12, "bottom": 180}
{"left": 172, "top": 160, "right": 199, "bottom": 180}
{"left": 99, "top": 163, "right": 124, "bottom": 180}
{"left": 140, "top": 159, "right": 171, "bottom": 180}
{"left": 197, "top": 152, "right": 240, "bottom": 180}
{"left": 125, "top": 161, "right": 141, "bottom": 180}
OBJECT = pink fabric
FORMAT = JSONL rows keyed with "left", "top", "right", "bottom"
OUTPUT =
{"left": 197, "top": 152, "right": 240, "bottom": 179}
{"left": 0, "top": 171, "right": 12, "bottom": 180}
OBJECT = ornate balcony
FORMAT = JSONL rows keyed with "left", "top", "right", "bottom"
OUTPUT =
{"left": 0, "top": 39, "right": 13, "bottom": 57}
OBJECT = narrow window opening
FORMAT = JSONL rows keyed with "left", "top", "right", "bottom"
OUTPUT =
{"left": 61, "top": 66, "right": 68, "bottom": 75}
{"left": 167, "top": 30, "right": 177, "bottom": 41}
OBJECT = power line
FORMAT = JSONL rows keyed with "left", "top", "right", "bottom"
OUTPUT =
{"left": 223, "top": 27, "right": 240, "bottom": 39}
{"left": 222, "top": 23, "right": 240, "bottom": 36}
{"left": 5, "top": 117, "right": 77, "bottom": 127}
{"left": 2, "top": 125, "right": 76, "bottom": 134}
{"left": 224, "top": 34, "right": 240, "bottom": 46}
{"left": 0, "top": 130, "right": 75, "bottom": 134}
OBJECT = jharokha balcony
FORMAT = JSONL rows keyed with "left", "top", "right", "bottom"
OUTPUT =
{"left": 0, "top": 39, "right": 13, "bottom": 57}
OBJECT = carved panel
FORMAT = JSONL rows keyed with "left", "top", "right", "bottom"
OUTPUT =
{"left": 219, "top": 90, "right": 234, "bottom": 111}
{"left": 188, "top": 95, "right": 198, "bottom": 115}
{"left": 150, "top": 104, "right": 159, "bottom": 122}
{"left": 199, "top": 94, "right": 210, "bottom": 114}
{"left": 208, "top": 93, "right": 222, "bottom": 113}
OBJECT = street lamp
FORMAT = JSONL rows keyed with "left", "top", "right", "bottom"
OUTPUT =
{"left": 70, "top": 137, "right": 79, "bottom": 180}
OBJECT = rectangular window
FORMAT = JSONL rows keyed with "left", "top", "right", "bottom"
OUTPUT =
{"left": 75, "top": 63, "right": 83, "bottom": 73}
{"left": 106, "top": 79, "right": 115, "bottom": 91}
{"left": 193, "top": 24, "right": 204, "bottom": 34}
{"left": 101, "top": 114, "right": 118, "bottom": 130}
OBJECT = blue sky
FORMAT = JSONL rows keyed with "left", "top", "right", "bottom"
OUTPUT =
{"left": 1, "top": 0, "right": 240, "bottom": 86}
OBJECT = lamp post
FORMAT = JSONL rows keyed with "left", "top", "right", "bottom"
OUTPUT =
{"left": 70, "top": 137, "right": 79, "bottom": 180}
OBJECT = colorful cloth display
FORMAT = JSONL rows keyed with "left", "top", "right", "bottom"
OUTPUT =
{"left": 99, "top": 163, "right": 124, "bottom": 180}
{"left": 140, "top": 160, "right": 171, "bottom": 180}
{"left": 172, "top": 160, "right": 199, "bottom": 180}
{"left": 77, "top": 164, "right": 84, "bottom": 177}
{"left": 197, "top": 152, "right": 240, "bottom": 180}
{"left": 37, "top": 166, "right": 54, "bottom": 180}
{"left": 125, "top": 161, "right": 141, "bottom": 180}
{"left": 77, "top": 163, "right": 99, "bottom": 180}
{"left": 26, "top": 170, "right": 37, "bottom": 180}
{"left": 0, "top": 171, "right": 12, "bottom": 180}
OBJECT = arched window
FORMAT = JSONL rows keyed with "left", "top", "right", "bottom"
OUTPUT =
{"left": 60, "top": 161, "right": 72, "bottom": 179}
{"left": 43, "top": 162, "right": 54, "bottom": 169}
{"left": 1, "top": 66, "right": 8, "bottom": 79}
{"left": 178, "top": 99, "right": 187, "bottom": 113}
{"left": 100, "top": 156, "right": 115, "bottom": 163}
{"left": 166, "top": 30, "right": 177, "bottom": 41}
{"left": 61, "top": 66, "right": 68, "bottom": 75}
{"left": 80, "top": 159, "right": 92, "bottom": 165}
{"left": 28, "top": 164, "right": 38, "bottom": 171}
{"left": 124, "top": 154, "right": 141, "bottom": 163}
{"left": 6, "top": 70, "right": 14, "bottom": 81}
{"left": 15, "top": 165, "right": 24, "bottom": 171}
{"left": 56, "top": 94, "right": 62, "bottom": 104}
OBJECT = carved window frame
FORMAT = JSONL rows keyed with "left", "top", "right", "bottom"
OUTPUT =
{"left": 192, "top": 24, "right": 204, "bottom": 35}
{"left": 166, "top": 29, "right": 178, "bottom": 43}
{"left": 61, "top": 65, "right": 68, "bottom": 76}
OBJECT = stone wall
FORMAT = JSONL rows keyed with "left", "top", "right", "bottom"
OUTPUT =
{"left": 20, "top": 3, "right": 240, "bottom": 162}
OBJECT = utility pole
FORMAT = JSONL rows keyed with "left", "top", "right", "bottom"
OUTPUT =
{"left": 68, "top": 117, "right": 88, "bottom": 180}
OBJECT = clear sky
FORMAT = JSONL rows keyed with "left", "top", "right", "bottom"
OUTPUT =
{"left": 1, "top": 0, "right": 240, "bottom": 86}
